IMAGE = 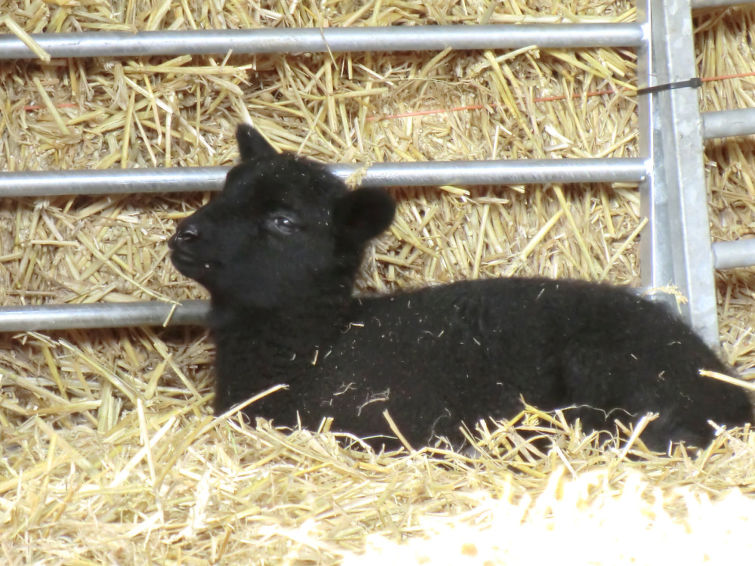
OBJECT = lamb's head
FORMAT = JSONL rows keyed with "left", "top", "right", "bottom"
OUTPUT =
{"left": 169, "top": 124, "right": 395, "bottom": 311}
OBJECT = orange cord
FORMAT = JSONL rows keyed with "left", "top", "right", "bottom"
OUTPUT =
{"left": 367, "top": 70, "right": 755, "bottom": 122}
{"left": 22, "top": 71, "right": 754, "bottom": 117}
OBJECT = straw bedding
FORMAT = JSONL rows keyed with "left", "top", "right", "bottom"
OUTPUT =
{"left": 1, "top": 1, "right": 753, "bottom": 563}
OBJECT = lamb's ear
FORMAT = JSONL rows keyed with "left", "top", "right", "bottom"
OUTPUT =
{"left": 236, "top": 124, "right": 277, "bottom": 161}
{"left": 333, "top": 188, "right": 395, "bottom": 245}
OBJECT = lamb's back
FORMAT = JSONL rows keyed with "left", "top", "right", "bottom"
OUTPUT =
{"left": 217, "top": 277, "right": 750, "bottom": 449}
{"left": 308, "top": 277, "right": 748, "bottom": 448}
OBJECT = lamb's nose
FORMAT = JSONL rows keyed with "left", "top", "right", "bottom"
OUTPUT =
{"left": 170, "top": 223, "right": 199, "bottom": 247}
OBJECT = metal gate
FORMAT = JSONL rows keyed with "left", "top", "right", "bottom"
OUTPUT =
{"left": 0, "top": 0, "right": 753, "bottom": 347}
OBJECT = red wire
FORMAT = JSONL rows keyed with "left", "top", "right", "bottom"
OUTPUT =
{"left": 22, "top": 71, "right": 754, "bottom": 117}
{"left": 368, "top": 70, "right": 755, "bottom": 122}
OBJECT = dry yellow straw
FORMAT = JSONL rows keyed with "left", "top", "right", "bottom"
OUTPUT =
{"left": 700, "top": 369, "right": 755, "bottom": 392}
{"left": 2, "top": 2, "right": 753, "bottom": 563}
{"left": 32, "top": 76, "right": 72, "bottom": 136}
{"left": 382, "top": 409, "right": 416, "bottom": 452}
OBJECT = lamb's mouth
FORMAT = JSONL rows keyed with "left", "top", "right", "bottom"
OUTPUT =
{"left": 170, "top": 250, "right": 216, "bottom": 275}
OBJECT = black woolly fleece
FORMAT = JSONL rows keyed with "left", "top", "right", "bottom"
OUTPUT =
{"left": 169, "top": 124, "right": 752, "bottom": 451}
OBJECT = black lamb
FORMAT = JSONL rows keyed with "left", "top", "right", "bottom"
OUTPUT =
{"left": 169, "top": 124, "right": 751, "bottom": 451}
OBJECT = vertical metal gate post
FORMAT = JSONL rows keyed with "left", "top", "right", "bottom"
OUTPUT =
{"left": 638, "top": 0, "right": 720, "bottom": 345}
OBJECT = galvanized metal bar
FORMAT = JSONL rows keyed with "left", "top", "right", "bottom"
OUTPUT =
{"left": 0, "top": 167, "right": 228, "bottom": 198}
{"left": 637, "top": 0, "right": 720, "bottom": 345}
{"left": 702, "top": 107, "right": 755, "bottom": 139}
{"left": 0, "top": 156, "right": 646, "bottom": 332}
{"left": 3, "top": 237, "right": 750, "bottom": 332}
{"left": 712, "top": 238, "right": 755, "bottom": 269}
{"left": 0, "top": 300, "right": 209, "bottom": 332}
{"left": 0, "top": 24, "right": 646, "bottom": 60}
{"left": 1, "top": 12, "right": 745, "bottom": 338}
{"left": 0, "top": 158, "right": 648, "bottom": 198}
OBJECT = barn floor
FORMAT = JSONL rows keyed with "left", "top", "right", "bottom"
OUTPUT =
{"left": 1, "top": 1, "right": 754, "bottom": 563}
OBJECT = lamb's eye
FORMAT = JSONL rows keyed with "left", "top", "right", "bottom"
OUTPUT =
{"left": 267, "top": 214, "right": 299, "bottom": 235}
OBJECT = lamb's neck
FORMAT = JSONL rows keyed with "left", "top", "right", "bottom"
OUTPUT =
{"left": 210, "top": 296, "right": 353, "bottom": 359}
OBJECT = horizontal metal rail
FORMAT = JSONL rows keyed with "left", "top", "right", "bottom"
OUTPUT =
{"left": 0, "top": 167, "right": 227, "bottom": 198}
{"left": 0, "top": 24, "right": 646, "bottom": 60}
{"left": 0, "top": 158, "right": 649, "bottom": 197}
{"left": 3, "top": 104, "right": 749, "bottom": 197}
{"left": 712, "top": 238, "right": 755, "bottom": 269}
{"left": 2, "top": 233, "right": 751, "bottom": 332}
{"left": 1, "top": 14, "right": 751, "bottom": 338}
{"left": 0, "top": 300, "right": 209, "bottom": 332}
{"left": 702, "top": 107, "right": 755, "bottom": 139}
